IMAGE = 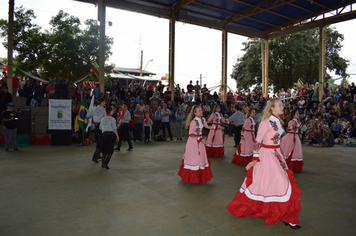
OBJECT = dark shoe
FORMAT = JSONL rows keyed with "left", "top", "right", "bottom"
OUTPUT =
{"left": 127, "top": 147, "right": 133, "bottom": 151}
{"left": 170, "top": 138, "right": 174, "bottom": 141}
{"left": 14, "top": 148, "right": 19, "bottom": 151}
{"left": 92, "top": 149, "right": 100, "bottom": 163}
{"left": 233, "top": 145, "right": 238, "bottom": 147}
{"left": 104, "top": 154, "right": 112, "bottom": 170}
{"left": 284, "top": 222, "right": 301, "bottom": 230}
{"left": 101, "top": 154, "right": 107, "bottom": 168}
{"left": 5, "top": 148, "right": 9, "bottom": 151}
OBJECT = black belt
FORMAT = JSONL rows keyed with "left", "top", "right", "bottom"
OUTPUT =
{"left": 103, "top": 131, "right": 113, "bottom": 134}
{"left": 95, "top": 122, "right": 100, "bottom": 125}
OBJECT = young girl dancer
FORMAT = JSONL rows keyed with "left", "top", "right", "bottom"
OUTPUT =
{"left": 178, "top": 105, "right": 218, "bottom": 183}
{"left": 232, "top": 108, "right": 256, "bottom": 166}
{"left": 226, "top": 98, "right": 302, "bottom": 230}
{"left": 205, "top": 105, "right": 229, "bottom": 157}
{"left": 280, "top": 110, "right": 303, "bottom": 172}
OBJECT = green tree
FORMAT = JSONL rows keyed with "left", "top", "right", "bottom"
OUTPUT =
{"left": 0, "top": 7, "right": 114, "bottom": 80}
{"left": 231, "top": 26, "right": 348, "bottom": 92}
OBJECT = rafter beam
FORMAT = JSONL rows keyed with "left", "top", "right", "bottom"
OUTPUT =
{"left": 267, "top": 9, "right": 356, "bottom": 39}
{"left": 289, "top": 2, "right": 314, "bottom": 13}
{"left": 223, "top": 0, "right": 297, "bottom": 24}
{"left": 171, "top": 0, "right": 195, "bottom": 11}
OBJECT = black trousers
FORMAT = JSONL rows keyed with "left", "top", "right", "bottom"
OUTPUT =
{"left": 100, "top": 132, "right": 116, "bottom": 155}
{"left": 117, "top": 123, "right": 133, "bottom": 148}
{"left": 94, "top": 123, "right": 102, "bottom": 150}
{"left": 144, "top": 126, "right": 150, "bottom": 141}
{"left": 153, "top": 120, "right": 161, "bottom": 137}
{"left": 161, "top": 122, "right": 173, "bottom": 139}
{"left": 134, "top": 123, "right": 143, "bottom": 141}
{"left": 234, "top": 125, "right": 243, "bottom": 146}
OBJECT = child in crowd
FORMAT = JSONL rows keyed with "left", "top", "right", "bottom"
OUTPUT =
{"left": 143, "top": 112, "right": 153, "bottom": 143}
{"left": 175, "top": 105, "right": 184, "bottom": 140}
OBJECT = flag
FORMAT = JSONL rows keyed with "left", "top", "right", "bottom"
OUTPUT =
{"left": 86, "top": 96, "right": 95, "bottom": 132}
{"left": 74, "top": 95, "right": 89, "bottom": 132}
{"left": 90, "top": 66, "right": 99, "bottom": 76}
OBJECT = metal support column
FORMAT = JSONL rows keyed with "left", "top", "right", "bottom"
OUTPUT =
{"left": 7, "top": 0, "right": 14, "bottom": 95}
{"left": 98, "top": 0, "right": 106, "bottom": 94}
{"left": 318, "top": 26, "right": 326, "bottom": 102}
{"left": 168, "top": 12, "right": 175, "bottom": 101}
{"left": 261, "top": 39, "right": 269, "bottom": 97}
{"left": 221, "top": 25, "right": 228, "bottom": 102}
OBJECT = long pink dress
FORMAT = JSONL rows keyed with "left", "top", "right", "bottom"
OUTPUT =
{"left": 232, "top": 117, "right": 256, "bottom": 166}
{"left": 206, "top": 112, "right": 229, "bottom": 157}
{"left": 280, "top": 118, "right": 303, "bottom": 172}
{"left": 178, "top": 117, "right": 213, "bottom": 183}
{"left": 227, "top": 115, "right": 301, "bottom": 225}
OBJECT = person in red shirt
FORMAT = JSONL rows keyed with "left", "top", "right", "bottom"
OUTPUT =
{"left": 300, "top": 84, "right": 309, "bottom": 98}
{"left": 12, "top": 72, "right": 20, "bottom": 96}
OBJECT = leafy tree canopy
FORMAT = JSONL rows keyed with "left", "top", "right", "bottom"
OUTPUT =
{"left": 0, "top": 6, "right": 114, "bottom": 80}
{"left": 231, "top": 26, "right": 348, "bottom": 92}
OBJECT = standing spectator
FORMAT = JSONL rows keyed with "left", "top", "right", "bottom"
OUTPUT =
{"left": 0, "top": 86, "right": 13, "bottom": 122}
{"left": 164, "top": 88, "right": 172, "bottom": 103}
{"left": 104, "top": 77, "right": 112, "bottom": 95}
{"left": 18, "top": 76, "right": 26, "bottom": 96}
{"left": 46, "top": 81, "right": 55, "bottom": 99}
{"left": 108, "top": 94, "right": 118, "bottom": 108}
{"left": 186, "top": 80, "right": 194, "bottom": 93}
{"left": 12, "top": 72, "right": 20, "bottom": 96}
{"left": 69, "top": 82, "right": 77, "bottom": 101}
{"left": 22, "top": 80, "right": 34, "bottom": 107}
{"left": 1, "top": 102, "right": 19, "bottom": 151}
{"left": 161, "top": 103, "right": 173, "bottom": 140}
{"left": 33, "top": 81, "right": 44, "bottom": 106}
{"left": 175, "top": 105, "right": 184, "bottom": 140}
{"left": 153, "top": 106, "right": 162, "bottom": 140}
{"left": 194, "top": 80, "right": 201, "bottom": 94}
{"left": 133, "top": 104, "right": 144, "bottom": 142}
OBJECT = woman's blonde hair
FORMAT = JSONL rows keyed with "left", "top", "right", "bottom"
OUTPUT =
{"left": 185, "top": 105, "right": 201, "bottom": 129}
{"left": 261, "top": 98, "right": 282, "bottom": 121}
{"left": 245, "top": 107, "right": 256, "bottom": 120}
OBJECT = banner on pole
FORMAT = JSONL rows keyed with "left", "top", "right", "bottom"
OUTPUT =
{"left": 48, "top": 99, "right": 72, "bottom": 130}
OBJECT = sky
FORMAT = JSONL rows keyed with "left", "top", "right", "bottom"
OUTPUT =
{"left": 0, "top": 0, "right": 355, "bottom": 90}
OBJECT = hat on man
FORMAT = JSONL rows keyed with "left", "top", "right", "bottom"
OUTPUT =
{"left": 7, "top": 102, "right": 14, "bottom": 107}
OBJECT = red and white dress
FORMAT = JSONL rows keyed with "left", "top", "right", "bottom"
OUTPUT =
{"left": 227, "top": 115, "right": 301, "bottom": 225}
{"left": 280, "top": 118, "right": 303, "bottom": 173}
{"left": 232, "top": 117, "right": 256, "bottom": 166}
{"left": 205, "top": 112, "right": 229, "bottom": 157}
{"left": 178, "top": 117, "right": 213, "bottom": 184}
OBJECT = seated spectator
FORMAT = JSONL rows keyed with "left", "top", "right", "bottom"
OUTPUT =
{"left": 330, "top": 118, "right": 342, "bottom": 139}
{"left": 33, "top": 80, "right": 44, "bottom": 106}
{"left": 104, "top": 77, "right": 112, "bottom": 95}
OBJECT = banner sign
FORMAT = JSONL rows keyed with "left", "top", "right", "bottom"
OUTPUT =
{"left": 48, "top": 99, "right": 72, "bottom": 130}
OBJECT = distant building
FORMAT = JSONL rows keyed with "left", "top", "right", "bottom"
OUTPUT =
{"left": 113, "top": 67, "right": 156, "bottom": 77}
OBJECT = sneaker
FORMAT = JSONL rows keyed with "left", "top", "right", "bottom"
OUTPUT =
{"left": 14, "top": 148, "right": 19, "bottom": 151}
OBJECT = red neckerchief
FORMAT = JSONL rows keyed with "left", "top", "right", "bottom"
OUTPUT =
{"left": 106, "top": 114, "right": 112, "bottom": 117}
{"left": 144, "top": 118, "right": 148, "bottom": 125}
{"left": 116, "top": 109, "right": 125, "bottom": 123}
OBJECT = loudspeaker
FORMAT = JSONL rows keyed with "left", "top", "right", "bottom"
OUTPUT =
{"left": 55, "top": 84, "right": 69, "bottom": 99}
{"left": 17, "top": 120, "right": 32, "bottom": 134}
{"left": 18, "top": 108, "right": 31, "bottom": 120}
{"left": 51, "top": 130, "right": 72, "bottom": 145}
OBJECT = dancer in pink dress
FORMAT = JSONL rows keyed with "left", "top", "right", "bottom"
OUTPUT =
{"left": 227, "top": 98, "right": 302, "bottom": 230}
{"left": 206, "top": 105, "right": 229, "bottom": 157}
{"left": 178, "top": 106, "right": 218, "bottom": 183}
{"left": 280, "top": 110, "right": 303, "bottom": 172}
{"left": 232, "top": 108, "right": 256, "bottom": 165}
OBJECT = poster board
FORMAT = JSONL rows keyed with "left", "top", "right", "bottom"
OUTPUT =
{"left": 48, "top": 99, "right": 72, "bottom": 130}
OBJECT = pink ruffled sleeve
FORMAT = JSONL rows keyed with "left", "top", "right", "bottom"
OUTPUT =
{"left": 202, "top": 118, "right": 213, "bottom": 130}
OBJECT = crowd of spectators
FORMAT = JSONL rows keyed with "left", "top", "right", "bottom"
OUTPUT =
{"left": 1, "top": 70, "right": 356, "bottom": 146}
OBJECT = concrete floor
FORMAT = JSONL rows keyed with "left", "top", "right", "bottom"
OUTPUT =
{"left": 0, "top": 137, "right": 355, "bottom": 236}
